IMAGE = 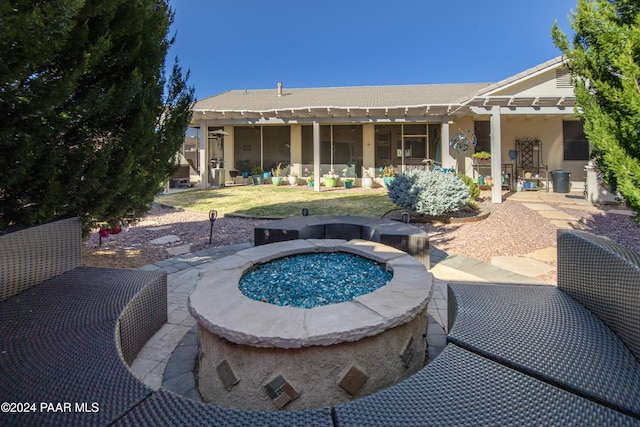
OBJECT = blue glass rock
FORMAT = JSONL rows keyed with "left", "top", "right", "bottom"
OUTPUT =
{"left": 239, "top": 252, "right": 393, "bottom": 308}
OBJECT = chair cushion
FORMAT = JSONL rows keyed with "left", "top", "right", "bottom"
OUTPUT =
{"left": 113, "top": 389, "right": 334, "bottom": 427}
{"left": 448, "top": 282, "right": 640, "bottom": 417}
{"left": 333, "top": 344, "right": 637, "bottom": 426}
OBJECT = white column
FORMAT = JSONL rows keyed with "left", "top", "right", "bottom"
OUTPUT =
{"left": 313, "top": 121, "right": 320, "bottom": 191}
{"left": 440, "top": 117, "right": 451, "bottom": 169}
{"left": 199, "top": 120, "right": 207, "bottom": 189}
{"left": 490, "top": 106, "right": 502, "bottom": 203}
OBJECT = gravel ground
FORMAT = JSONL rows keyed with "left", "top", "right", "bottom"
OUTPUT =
{"left": 83, "top": 196, "right": 640, "bottom": 285}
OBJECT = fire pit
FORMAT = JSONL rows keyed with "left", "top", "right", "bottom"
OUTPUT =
{"left": 189, "top": 239, "right": 433, "bottom": 411}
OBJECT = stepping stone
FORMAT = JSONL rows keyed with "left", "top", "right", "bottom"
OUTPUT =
{"left": 608, "top": 209, "right": 634, "bottom": 216}
{"left": 524, "top": 247, "right": 556, "bottom": 264}
{"left": 150, "top": 235, "right": 181, "bottom": 245}
{"left": 166, "top": 244, "right": 191, "bottom": 257}
{"left": 149, "top": 225, "right": 173, "bottom": 232}
{"left": 522, "top": 203, "right": 556, "bottom": 211}
{"left": 550, "top": 220, "right": 583, "bottom": 229}
{"left": 537, "top": 210, "right": 576, "bottom": 220}
{"left": 138, "top": 220, "right": 160, "bottom": 227}
{"left": 491, "top": 256, "right": 555, "bottom": 278}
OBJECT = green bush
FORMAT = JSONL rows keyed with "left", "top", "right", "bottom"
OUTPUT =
{"left": 387, "top": 170, "right": 470, "bottom": 216}
{"left": 458, "top": 173, "right": 480, "bottom": 200}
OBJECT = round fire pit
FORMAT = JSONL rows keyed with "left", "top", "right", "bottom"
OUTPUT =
{"left": 189, "top": 239, "right": 433, "bottom": 411}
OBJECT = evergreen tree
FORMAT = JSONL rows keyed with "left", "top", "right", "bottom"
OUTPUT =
{"left": 553, "top": 0, "right": 640, "bottom": 219}
{"left": 0, "top": 0, "right": 195, "bottom": 231}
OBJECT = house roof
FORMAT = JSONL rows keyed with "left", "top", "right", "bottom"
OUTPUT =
{"left": 190, "top": 56, "right": 574, "bottom": 124}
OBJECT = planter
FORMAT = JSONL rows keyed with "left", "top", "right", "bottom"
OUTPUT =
{"left": 383, "top": 177, "right": 395, "bottom": 189}
{"left": 473, "top": 159, "right": 491, "bottom": 165}
{"left": 362, "top": 177, "right": 374, "bottom": 189}
{"left": 252, "top": 175, "right": 263, "bottom": 185}
{"left": 308, "top": 181, "right": 315, "bottom": 187}
{"left": 287, "top": 176, "right": 298, "bottom": 186}
{"left": 324, "top": 177, "right": 337, "bottom": 188}
{"left": 263, "top": 172, "right": 271, "bottom": 179}
{"left": 343, "top": 181, "right": 354, "bottom": 189}
{"left": 272, "top": 176, "right": 283, "bottom": 186}
{"left": 242, "top": 171, "right": 250, "bottom": 178}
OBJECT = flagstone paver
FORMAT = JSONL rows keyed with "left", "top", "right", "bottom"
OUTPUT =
{"left": 150, "top": 234, "right": 181, "bottom": 245}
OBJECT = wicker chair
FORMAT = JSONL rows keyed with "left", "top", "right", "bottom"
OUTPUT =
{"left": 0, "top": 217, "right": 168, "bottom": 425}
{"left": 335, "top": 230, "right": 640, "bottom": 425}
{"left": 254, "top": 215, "right": 430, "bottom": 267}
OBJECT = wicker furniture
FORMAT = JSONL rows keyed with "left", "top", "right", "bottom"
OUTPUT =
{"left": 3, "top": 218, "right": 639, "bottom": 426}
{"left": 0, "top": 218, "right": 169, "bottom": 426}
{"left": 334, "top": 229, "right": 640, "bottom": 426}
{"left": 254, "top": 215, "right": 430, "bottom": 267}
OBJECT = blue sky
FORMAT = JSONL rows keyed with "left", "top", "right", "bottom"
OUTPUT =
{"left": 167, "top": 1, "right": 577, "bottom": 101}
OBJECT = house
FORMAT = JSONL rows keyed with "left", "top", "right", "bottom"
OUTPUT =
{"left": 186, "top": 56, "right": 585, "bottom": 203}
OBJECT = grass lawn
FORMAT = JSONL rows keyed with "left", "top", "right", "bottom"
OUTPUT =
{"left": 156, "top": 185, "right": 397, "bottom": 218}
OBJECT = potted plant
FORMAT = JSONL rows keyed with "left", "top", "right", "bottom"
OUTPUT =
{"left": 341, "top": 167, "right": 354, "bottom": 188}
{"left": 304, "top": 167, "right": 314, "bottom": 187}
{"left": 271, "top": 163, "right": 283, "bottom": 186}
{"left": 287, "top": 172, "right": 298, "bottom": 186}
{"left": 251, "top": 165, "right": 264, "bottom": 185}
{"left": 323, "top": 170, "right": 339, "bottom": 188}
{"left": 379, "top": 166, "right": 396, "bottom": 188}
{"left": 343, "top": 178, "right": 354, "bottom": 189}
{"left": 472, "top": 151, "right": 491, "bottom": 164}
{"left": 362, "top": 169, "right": 374, "bottom": 189}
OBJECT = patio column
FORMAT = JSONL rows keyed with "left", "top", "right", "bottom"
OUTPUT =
{"left": 490, "top": 106, "right": 502, "bottom": 203}
{"left": 199, "top": 120, "right": 207, "bottom": 189}
{"left": 313, "top": 121, "right": 320, "bottom": 191}
{"left": 440, "top": 117, "right": 451, "bottom": 170}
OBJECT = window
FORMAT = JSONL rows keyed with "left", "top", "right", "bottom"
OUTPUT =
{"left": 563, "top": 121, "right": 589, "bottom": 161}
{"left": 474, "top": 121, "right": 490, "bottom": 153}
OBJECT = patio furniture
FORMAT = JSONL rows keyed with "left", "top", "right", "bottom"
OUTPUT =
{"left": 3, "top": 218, "right": 639, "bottom": 425}
{"left": 254, "top": 215, "right": 430, "bottom": 267}
{"left": 0, "top": 217, "right": 168, "bottom": 425}
{"left": 334, "top": 229, "right": 640, "bottom": 426}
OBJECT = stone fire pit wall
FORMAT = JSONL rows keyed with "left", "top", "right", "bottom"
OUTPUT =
{"left": 188, "top": 239, "right": 433, "bottom": 411}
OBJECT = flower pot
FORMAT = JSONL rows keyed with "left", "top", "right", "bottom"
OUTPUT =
{"left": 383, "top": 177, "right": 395, "bottom": 189}
{"left": 362, "top": 177, "right": 373, "bottom": 188}
{"left": 272, "top": 176, "right": 283, "bottom": 186}
{"left": 324, "top": 177, "right": 337, "bottom": 188}
{"left": 263, "top": 172, "right": 271, "bottom": 179}
{"left": 287, "top": 176, "right": 297, "bottom": 186}
{"left": 308, "top": 181, "right": 314, "bottom": 187}
{"left": 242, "top": 171, "right": 250, "bottom": 178}
{"left": 252, "top": 175, "right": 263, "bottom": 185}
{"left": 344, "top": 181, "right": 353, "bottom": 189}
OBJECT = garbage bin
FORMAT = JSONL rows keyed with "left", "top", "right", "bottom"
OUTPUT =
{"left": 551, "top": 170, "right": 571, "bottom": 193}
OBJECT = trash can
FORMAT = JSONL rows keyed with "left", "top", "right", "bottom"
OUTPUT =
{"left": 551, "top": 170, "right": 571, "bottom": 193}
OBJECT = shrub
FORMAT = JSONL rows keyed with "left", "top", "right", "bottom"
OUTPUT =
{"left": 387, "top": 170, "right": 470, "bottom": 216}
{"left": 458, "top": 173, "right": 480, "bottom": 200}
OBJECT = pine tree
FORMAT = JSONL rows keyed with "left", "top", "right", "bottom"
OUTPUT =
{"left": 553, "top": 0, "right": 640, "bottom": 219}
{"left": 0, "top": 0, "right": 195, "bottom": 231}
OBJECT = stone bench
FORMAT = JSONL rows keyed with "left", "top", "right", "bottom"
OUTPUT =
{"left": 254, "top": 215, "right": 430, "bottom": 267}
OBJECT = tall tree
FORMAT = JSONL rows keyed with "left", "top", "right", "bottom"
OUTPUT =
{"left": 553, "top": 0, "right": 640, "bottom": 219}
{"left": 0, "top": 0, "right": 195, "bottom": 230}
